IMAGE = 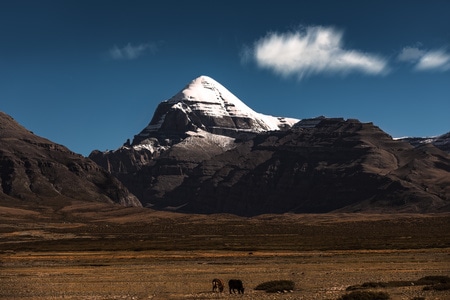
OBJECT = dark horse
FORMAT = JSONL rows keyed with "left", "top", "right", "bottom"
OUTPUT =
{"left": 212, "top": 278, "right": 224, "bottom": 292}
{"left": 228, "top": 279, "right": 244, "bottom": 294}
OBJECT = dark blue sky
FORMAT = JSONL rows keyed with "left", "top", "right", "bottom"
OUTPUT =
{"left": 1, "top": 0, "right": 449, "bottom": 156}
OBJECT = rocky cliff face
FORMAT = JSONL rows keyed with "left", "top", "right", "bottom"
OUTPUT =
{"left": 89, "top": 77, "right": 450, "bottom": 215}
{"left": 0, "top": 112, "right": 141, "bottom": 210}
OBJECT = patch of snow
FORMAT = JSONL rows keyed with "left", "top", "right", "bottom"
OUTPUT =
{"left": 422, "top": 138, "right": 437, "bottom": 144}
{"left": 394, "top": 136, "right": 438, "bottom": 141}
{"left": 132, "top": 143, "right": 156, "bottom": 153}
{"left": 180, "top": 129, "right": 236, "bottom": 150}
{"left": 132, "top": 139, "right": 170, "bottom": 153}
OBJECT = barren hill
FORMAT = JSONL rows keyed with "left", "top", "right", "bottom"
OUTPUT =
{"left": 0, "top": 112, "right": 140, "bottom": 215}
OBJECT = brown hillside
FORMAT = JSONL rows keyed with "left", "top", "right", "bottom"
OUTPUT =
{"left": 0, "top": 112, "right": 140, "bottom": 214}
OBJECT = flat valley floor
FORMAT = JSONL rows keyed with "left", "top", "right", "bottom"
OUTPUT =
{"left": 1, "top": 249, "right": 450, "bottom": 299}
{"left": 1, "top": 205, "right": 449, "bottom": 299}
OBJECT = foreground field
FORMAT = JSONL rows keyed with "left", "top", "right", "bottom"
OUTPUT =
{"left": 1, "top": 205, "right": 450, "bottom": 299}
{"left": 1, "top": 249, "right": 449, "bottom": 299}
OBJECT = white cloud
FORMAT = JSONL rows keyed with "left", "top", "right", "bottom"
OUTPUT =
{"left": 397, "top": 46, "right": 450, "bottom": 71}
{"left": 249, "top": 26, "right": 388, "bottom": 80}
{"left": 109, "top": 43, "right": 157, "bottom": 60}
{"left": 415, "top": 50, "right": 450, "bottom": 71}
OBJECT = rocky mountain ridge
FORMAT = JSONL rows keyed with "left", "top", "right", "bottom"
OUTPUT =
{"left": 0, "top": 112, "right": 141, "bottom": 213}
{"left": 397, "top": 132, "right": 450, "bottom": 153}
{"left": 89, "top": 77, "right": 450, "bottom": 215}
{"left": 2, "top": 75, "right": 448, "bottom": 216}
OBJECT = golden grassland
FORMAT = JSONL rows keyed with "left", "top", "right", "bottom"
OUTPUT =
{"left": 1, "top": 205, "right": 449, "bottom": 299}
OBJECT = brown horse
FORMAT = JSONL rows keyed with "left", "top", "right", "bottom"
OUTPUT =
{"left": 212, "top": 278, "right": 224, "bottom": 292}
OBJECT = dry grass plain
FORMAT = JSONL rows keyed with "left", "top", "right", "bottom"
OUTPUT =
{"left": 1, "top": 203, "right": 450, "bottom": 299}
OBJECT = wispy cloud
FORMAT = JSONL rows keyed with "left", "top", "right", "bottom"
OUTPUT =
{"left": 398, "top": 46, "right": 450, "bottom": 71}
{"left": 416, "top": 50, "right": 450, "bottom": 71}
{"left": 108, "top": 42, "right": 158, "bottom": 60}
{"left": 245, "top": 26, "right": 388, "bottom": 80}
{"left": 397, "top": 46, "right": 426, "bottom": 63}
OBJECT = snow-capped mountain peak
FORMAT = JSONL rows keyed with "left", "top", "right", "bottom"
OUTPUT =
{"left": 133, "top": 75, "right": 299, "bottom": 144}
{"left": 168, "top": 75, "right": 261, "bottom": 119}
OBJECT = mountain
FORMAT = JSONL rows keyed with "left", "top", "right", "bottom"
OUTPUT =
{"left": 163, "top": 118, "right": 450, "bottom": 215}
{"left": 132, "top": 75, "right": 299, "bottom": 145}
{"left": 397, "top": 132, "right": 450, "bottom": 153}
{"left": 89, "top": 77, "right": 450, "bottom": 215}
{"left": 0, "top": 112, "right": 141, "bottom": 214}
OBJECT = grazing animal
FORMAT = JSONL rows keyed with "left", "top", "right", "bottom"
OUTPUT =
{"left": 228, "top": 279, "right": 244, "bottom": 294}
{"left": 212, "top": 278, "right": 224, "bottom": 292}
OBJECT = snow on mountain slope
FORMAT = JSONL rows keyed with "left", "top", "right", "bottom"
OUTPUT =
{"left": 166, "top": 75, "right": 297, "bottom": 128}
{"left": 395, "top": 132, "right": 450, "bottom": 153}
{"left": 135, "top": 76, "right": 299, "bottom": 142}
